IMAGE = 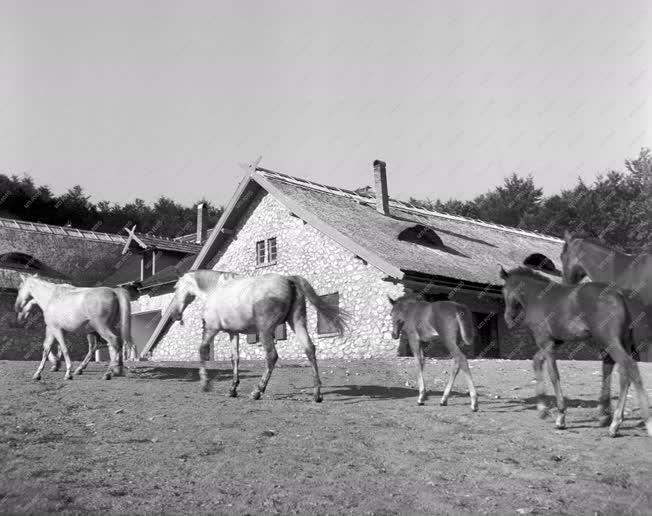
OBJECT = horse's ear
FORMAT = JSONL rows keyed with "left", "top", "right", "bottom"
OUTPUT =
{"left": 499, "top": 266, "right": 508, "bottom": 280}
{"left": 563, "top": 230, "right": 573, "bottom": 243}
{"left": 18, "top": 273, "right": 27, "bottom": 282}
{"left": 387, "top": 296, "right": 396, "bottom": 306}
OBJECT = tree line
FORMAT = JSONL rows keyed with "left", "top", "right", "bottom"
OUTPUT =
{"left": 1, "top": 147, "right": 649, "bottom": 251}
{"left": 0, "top": 177, "right": 223, "bottom": 239}
{"left": 409, "top": 147, "right": 651, "bottom": 254}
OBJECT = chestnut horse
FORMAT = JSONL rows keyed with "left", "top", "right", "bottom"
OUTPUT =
{"left": 500, "top": 266, "right": 651, "bottom": 437}
{"left": 388, "top": 295, "right": 478, "bottom": 410}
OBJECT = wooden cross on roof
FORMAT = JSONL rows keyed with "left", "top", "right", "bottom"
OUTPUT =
{"left": 238, "top": 155, "right": 263, "bottom": 175}
{"left": 122, "top": 225, "right": 147, "bottom": 255}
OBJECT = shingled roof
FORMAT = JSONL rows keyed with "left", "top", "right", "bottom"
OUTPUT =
{"left": 140, "top": 162, "right": 564, "bottom": 357}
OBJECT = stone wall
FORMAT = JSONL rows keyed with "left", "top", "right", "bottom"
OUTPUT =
{"left": 143, "top": 191, "right": 404, "bottom": 361}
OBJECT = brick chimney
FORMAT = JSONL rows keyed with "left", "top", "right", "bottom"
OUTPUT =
{"left": 373, "top": 159, "right": 390, "bottom": 215}
{"left": 196, "top": 203, "right": 208, "bottom": 244}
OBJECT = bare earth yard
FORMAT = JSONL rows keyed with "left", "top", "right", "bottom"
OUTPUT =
{"left": 0, "top": 358, "right": 651, "bottom": 515}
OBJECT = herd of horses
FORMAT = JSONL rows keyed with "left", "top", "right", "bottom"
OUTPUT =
{"left": 13, "top": 231, "right": 652, "bottom": 438}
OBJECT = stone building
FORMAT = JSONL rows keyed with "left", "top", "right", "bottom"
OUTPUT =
{"left": 135, "top": 161, "right": 600, "bottom": 362}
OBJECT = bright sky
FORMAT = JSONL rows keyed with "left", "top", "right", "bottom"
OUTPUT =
{"left": 1, "top": 1, "right": 650, "bottom": 207}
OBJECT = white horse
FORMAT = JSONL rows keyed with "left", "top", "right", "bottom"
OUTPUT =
{"left": 170, "top": 270, "right": 348, "bottom": 402}
{"left": 14, "top": 274, "right": 136, "bottom": 380}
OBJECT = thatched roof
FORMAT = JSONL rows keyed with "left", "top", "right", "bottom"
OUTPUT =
{"left": 259, "top": 170, "right": 563, "bottom": 286}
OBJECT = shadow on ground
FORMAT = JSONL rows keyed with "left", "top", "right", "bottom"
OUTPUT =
{"left": 128, "top": 366, "right": 255, "bottom": 382}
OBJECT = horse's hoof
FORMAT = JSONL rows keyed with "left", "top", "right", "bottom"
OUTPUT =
{"left": 439, "top": 399, "right": 447, "bottom": 406}
{"left": 65, "top": 374, "right": 73, "bottom": 380}
{"left": 608, "top": 423, "right": 619, "bottom": 438}
{"left": 32, "top": 373, "right": 41, "bottom": 381}
{"left": 250, "top": 391, "right": 262, "bottom": 400}
{"left": 103, "top": 373, "right": 112, "bottom": 380}
{"left": 598, "top": 414, "right": 612, "bottom": 427}
{"left": 537, "top": 405, "right": 550, "bottom": 419}
{"left": 74, "top": 368, "right": 83, "bottom": 375}
{"left": 471, "top": 402, "right": 479, "bottom": 412}
{"left": 314, "top": 393, "right": 323, "bottom": 403}
{"left": 228, "top": 389, "right": 238, "bottom": 398}
{"left": 201, "top": 381, "right": 212, "bottom": 393}
{"left": 417, "top": 400, "right": 425, "bottom": 406}
{"left": 555, "top": 419, "right": 566, "bottom": 430}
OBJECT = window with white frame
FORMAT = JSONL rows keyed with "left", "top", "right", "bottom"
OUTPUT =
{"left": 256, "top": 237, "right": 277, "bottom": 265}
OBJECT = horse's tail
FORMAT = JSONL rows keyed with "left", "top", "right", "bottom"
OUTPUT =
{"left": 287, "top": 276, "right": 349, "bottom": 336}
{"left": 621, "top": 290, "right": 652, "bottom": 361}
{"left": 113, "top": 287, "right": 136, "bottom": 359}
{"left": 455, "top": 304, "right": 476, "bottom": 348}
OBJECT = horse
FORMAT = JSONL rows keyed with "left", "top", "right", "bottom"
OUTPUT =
{"left": 14, "top": 274, "right": 135, "bottom": 381}
{"left": 561, "top": 231, "right": 652, "bottom": 360}
{"left": 387, "top": 295, "right": 478, "bottom": 410}
{"left": 170, "top": 270, "right": 349, "bottom": 401}
{"left": 561, "top": 230, "right": 652, "bottom": 305}
{"left": 499, "top": 266, "right": 652, "bottom": 437}
{"left": 17, "top": 298, "right": 137, "bottom": 374}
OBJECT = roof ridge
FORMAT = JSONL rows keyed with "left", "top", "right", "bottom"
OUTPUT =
{"left": 256, "top": 168, "right": 563, "bottom": 243}
{"left": 0, "top": 216, "right": 126, "bottom": 244}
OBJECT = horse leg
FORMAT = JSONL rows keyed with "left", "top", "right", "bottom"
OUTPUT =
{"left": 294, "top": 320, "right": 322, "bottom": 402}
{"left": 198, "top": 325, "right": 218, "bottom": 392}
{"left": 544, "top": 351, "right": 566, "bottom": 429}
{"left": 598, "top": 354, "right": 615, "bottom": 427}
{"left": 457, "top": 352, "right": 479, "bottom": 412}
{"left": 74, "top": 333, "right": 98, "bottom": 375}
{"left": 228, "top": 332, "right": 240, "bottom": 397}
{"left": 532, "top": 348, "right": 548, "bottom": 419}
{"left": 440, "top": 355, "right": 460, "bottom": 407}
{"left": 407, "top": 333, "right": 426, "bottom": 405}
{"left": 48, "top": 344, "right": 61, "bottom": 371}
{"left": 52, "top": 330, "right": 73, "bottom": 380}
{"left": 95, "top": 327, "right": 121, "bottom": 379}
{"left": 33, "top": 332, "right": 55, "bottom": 380}
{"left": 606, "top": 343, "right": 652, "bottom": 437}
{"left": 251, "top": 331, "right": 278, "bottom": 400}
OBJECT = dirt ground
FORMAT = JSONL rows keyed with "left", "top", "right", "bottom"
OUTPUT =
{"left": 1, "top": 358, "right": 651, "bottom": 515}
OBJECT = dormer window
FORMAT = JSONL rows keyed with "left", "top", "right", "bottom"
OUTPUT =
{"left": 523, "top": 253, "right": 558, "bottom": 274}
{"left": 256, "top": 237, "right": 277, "bottom": 266}
{"left": 398, "top": 225, "right": 443, "bottom": 249}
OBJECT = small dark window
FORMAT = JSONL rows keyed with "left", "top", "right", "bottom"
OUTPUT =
{"left": 247, "top": 323, "right": 286, "bottom": 344}
{"left": 317, "top": 293, "right": 340, "bottom": 335}
{"left": 267, "top": 238, "right": 277, "bottom": 263}
{"left": 256, "top": 241, "right": 266, "bottom": 265}
{"left": 523, "top": 253, "right": 558, "bottom": 274}
{"left": 255, "top": 237, "right": 277, "bottom": 266}
{"left": 398, "top": 225, "right": 444, "bottom": 249}
{"left": 275, "top": 323, "right": 287, "bottom": 341}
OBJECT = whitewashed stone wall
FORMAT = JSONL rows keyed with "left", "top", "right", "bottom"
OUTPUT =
{"left": 138, "top": 191, "right": 404, "bottom": 361}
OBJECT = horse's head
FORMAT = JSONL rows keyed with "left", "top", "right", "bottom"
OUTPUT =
{"left": 561, "top": 230, "right": 587, "bottom": 285}
{"left": 499, "top": 266, "right": 525, "bottom": 329}
{"left": 17, "top": 298, "right": 38, "bottom": 324}
{"left": 387, "top": 296, "right": 415, "bottom": 339}
{"left": 14, "top": 273, "right": 35, "bottom": 315}
{"left": 170, "top": 274, "right": 197, "bottom": 325}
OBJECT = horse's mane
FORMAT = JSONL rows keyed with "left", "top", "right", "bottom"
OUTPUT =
{"left": 190, "top": 269, "right": 239, "bottom": 293}
{"left": 507, "top": 266, "right": 552, "bottom": 283}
